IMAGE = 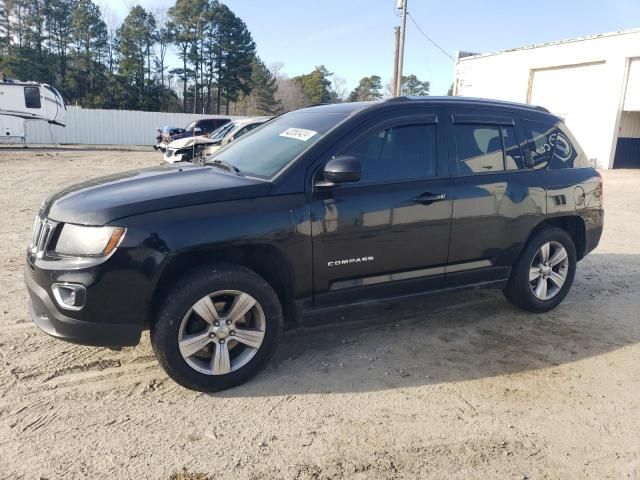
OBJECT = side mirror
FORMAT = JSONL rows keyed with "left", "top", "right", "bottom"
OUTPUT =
{"left": 524, "top": 150, "right": 535, "bottom": 168}
{"left": 316, "top": 155, "right": 362, "bottom": 188}
{"left": 194, "top": 127, "right": 202, "bottom": 133}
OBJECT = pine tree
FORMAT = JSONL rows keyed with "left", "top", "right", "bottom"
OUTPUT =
{"left": 251, "top": 58, "right": 280, "bottom": 114}
{"left": 117, "top": 6, "right": 156, "bottom": 110}
{"left": 348, "top": 75, "right": 383, "bottom": 101}
{"left": 294, "top": 65, "right": 333, "bottom": 104}
{"left": 213, "top": 3, "right": 255, "bottom": 114}
{"left": 167, "top": 0, "right": 207, "bottom": 112}
{"left": 400, "top": 74, "right": 430, "bottom": 96}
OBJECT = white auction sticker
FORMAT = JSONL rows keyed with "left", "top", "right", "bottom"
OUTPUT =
{"left": 279, "top": 128, "right": 318, "bottom": 142}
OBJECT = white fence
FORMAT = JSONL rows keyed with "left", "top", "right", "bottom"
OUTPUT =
{"left": 23, "top": 106, "right": 238, "bottom": 146}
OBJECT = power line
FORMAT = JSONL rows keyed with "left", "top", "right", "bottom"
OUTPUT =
{"left": 406, "top": 11, "right": 455, "bottom": 61}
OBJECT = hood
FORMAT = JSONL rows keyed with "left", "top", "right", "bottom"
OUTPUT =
{"left": 43, "top": 164, "right": 271, "bottom": 225}
{"left": 168, "top": 135, "right": 216, "bottom": 149}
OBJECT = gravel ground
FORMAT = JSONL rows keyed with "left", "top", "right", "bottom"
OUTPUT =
{"left": 0, "top": 147, "right": 639, "bottom": 479}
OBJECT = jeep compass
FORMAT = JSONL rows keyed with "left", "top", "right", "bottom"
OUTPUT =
{"left": 24, "top": 97, "right": 604, "bottom": 391}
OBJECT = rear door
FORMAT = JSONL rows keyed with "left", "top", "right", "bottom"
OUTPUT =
{"left": 308, "top": 105, "right": 453, "bottom": 305}
{"left": 445, "top": 108, "right": 546, "bottom": 286}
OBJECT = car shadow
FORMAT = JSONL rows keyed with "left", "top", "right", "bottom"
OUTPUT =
{"left": 212, "top": 253, "right": 640, "bottom": 397}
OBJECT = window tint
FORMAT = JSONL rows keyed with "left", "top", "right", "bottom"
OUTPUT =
{"left": 525, "top": 121, "right": 557, "bottom": 169}
{"left": 502, "top": 126, "right": 524, "bottom": 170}
{"left": 454, "top": 125, "right": 504, "bottom": 174}
{"left": 199, "top": 120, "right": 214, "bottom": 130}
{"left": 552, "top": 123, "right": 590, "bottom": 169}
{"left": 24, "top": 87, "right": 41, "bottom": 109}
{"left": 212, "top": 111, "right": 347, "bottom": 178}
{"left": 236, "top": 123, "right": 260, "bottom": 139}
{"left": 341, "top": 124, "right": 437, "bottom": 183}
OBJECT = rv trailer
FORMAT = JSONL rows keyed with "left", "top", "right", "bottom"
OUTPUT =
{"left": 0, "top": 77, "right": 66, "bottom": 144}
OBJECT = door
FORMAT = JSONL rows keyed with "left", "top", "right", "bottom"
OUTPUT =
{"left": 445, "top": 108, "right": 546, "bottom": 287}
{"left": 308, "top": 107, "right": 453, "bottom": 306}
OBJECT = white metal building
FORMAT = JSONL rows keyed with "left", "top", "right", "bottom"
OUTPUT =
{"left": 454, "top": 28, "right": 640, "bottom": 169}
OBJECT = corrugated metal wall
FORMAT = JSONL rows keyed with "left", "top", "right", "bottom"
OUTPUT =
{"left": 23, "top": 107, "right": 240, "bottom": 145}
{"left": 619, "top": 111, "right": 640, "bottom": 138}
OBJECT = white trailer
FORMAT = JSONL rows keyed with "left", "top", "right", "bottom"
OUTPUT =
{"left": 0, "top": 78, "right": 66, "bottom": 144}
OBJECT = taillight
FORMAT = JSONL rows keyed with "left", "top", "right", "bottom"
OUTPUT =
{"left": 596, "top": 170, "right": 604, "bottom": 207}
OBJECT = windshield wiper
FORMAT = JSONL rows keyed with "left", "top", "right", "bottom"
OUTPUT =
{"left": 206, "top": 158, "right": 241, "bottom": 175}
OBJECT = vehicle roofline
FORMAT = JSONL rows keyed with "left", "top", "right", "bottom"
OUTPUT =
{"left": 301, "top": 96, "right": 559, "bottom": 122}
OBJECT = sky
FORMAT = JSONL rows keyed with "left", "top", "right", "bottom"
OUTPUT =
{"left": 109, "top": 0, "right": 640, "bottom": 96}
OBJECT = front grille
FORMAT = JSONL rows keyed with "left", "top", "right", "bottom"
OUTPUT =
{"left": 29, "top": 215, "right": 58, "bottom": 259}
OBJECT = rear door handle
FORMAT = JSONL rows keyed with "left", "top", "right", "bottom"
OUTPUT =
{"left": 413, "top": 193, "right": 446, "bottom": 204}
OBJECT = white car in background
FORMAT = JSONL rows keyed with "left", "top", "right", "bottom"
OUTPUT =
{"left": 163, "top": 116, "right": 272, "bottom": 164}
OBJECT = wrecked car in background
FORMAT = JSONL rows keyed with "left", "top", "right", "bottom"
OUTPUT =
{"left": 163, "top": 116, "right": 271, "bottom": 164}
{"left": 154, "top": 117, "right": 230, "bottom": 152}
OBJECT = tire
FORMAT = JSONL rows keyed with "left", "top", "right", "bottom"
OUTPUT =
{"left": 503, "top": 227, "right": 576, "bottom": 313}
{"left": 151, "top": 264, "right": 283, "bottom": 392}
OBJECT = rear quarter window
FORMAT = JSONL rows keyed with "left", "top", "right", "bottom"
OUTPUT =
{"left": 525, "top": 120, "right": 590, "bottom": 169}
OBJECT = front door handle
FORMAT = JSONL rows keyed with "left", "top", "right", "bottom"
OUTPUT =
{"left": 413, "top": 193, "right": 446, "bottom": 205}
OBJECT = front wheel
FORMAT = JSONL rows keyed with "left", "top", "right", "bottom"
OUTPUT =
{"left": 151, "top": 265, "right": 283, "bottom": 392}
{"left": 503, "top": 227, "right": 576, "bottom": 313}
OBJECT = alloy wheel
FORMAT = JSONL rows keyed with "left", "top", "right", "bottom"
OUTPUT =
{"left": 529, "top": 241, "right": 569, "bottom": 301}
{"left": 177, "top": 290, "right": 266, "bottom": 375}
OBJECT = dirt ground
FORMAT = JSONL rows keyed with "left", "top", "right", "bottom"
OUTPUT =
{"left": 0, "top": 147, "right": 639, "bottom": 479}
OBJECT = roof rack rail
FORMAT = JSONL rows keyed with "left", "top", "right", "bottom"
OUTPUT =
{"left": 304, "top": 102, "right": 332, "bottom": 108}
{"left": 384, "top": 96, "right": 411, "bottom": 103}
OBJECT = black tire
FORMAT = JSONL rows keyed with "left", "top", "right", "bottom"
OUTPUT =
{"left": 151, "top": 264, "right": 283, "bottom": 392}
{"left": 503, "top": 227, "right": 576, "bottom": 313}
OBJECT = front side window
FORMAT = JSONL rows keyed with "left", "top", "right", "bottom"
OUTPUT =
{"left": 24, "top": 87, "right": 41, "bottom": 109}
{"left": 454, "top": 125, "right": 504, "bottom": 174}
{"left": 340, "top": 124, "right": 437, "bottom": 183}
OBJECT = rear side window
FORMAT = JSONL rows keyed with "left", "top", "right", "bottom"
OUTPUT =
{"left": 341, "top": 124, "right": 438, "bottom": 183}
{"left": 24, "top": 87, "right": 41, "bottom": 109}
{"left": 454, "top": 125, "right": 504, "bottom": 174}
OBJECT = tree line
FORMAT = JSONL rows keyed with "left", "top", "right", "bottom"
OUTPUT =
{"left": 0, "top": 0, "right": 433, "bottom": 115}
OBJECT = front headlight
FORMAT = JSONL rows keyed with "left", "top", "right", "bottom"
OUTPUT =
{"left": 55, "top": 224, "right": 126, "bottom": 257}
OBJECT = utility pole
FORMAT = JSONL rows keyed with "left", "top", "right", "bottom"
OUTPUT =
{"left": 396, "top": 0, "right": 408, "bottom": 97}
{"left": 392, "top": 26, "right": 400, "bottom": 97}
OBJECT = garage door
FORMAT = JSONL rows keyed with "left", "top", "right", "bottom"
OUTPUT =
{"left": 529, "top": 62, "right": 607, "bottom": 166}
{"left": 624, "top": 58, "right": 640, "bottom": 111}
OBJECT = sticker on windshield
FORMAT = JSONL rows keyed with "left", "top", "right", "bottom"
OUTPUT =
{"left": 279, "top": 128, "right": 317, "bottom": 142}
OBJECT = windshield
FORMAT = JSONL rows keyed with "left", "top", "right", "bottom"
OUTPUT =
{"left": 208, "top": 111, "right": 347, "bottom": 178}
{"left": 208, "top": 122, "right": 236, "bottom": 141}
{"left": 184, "top": 122, "right": 195, "bottom": 132}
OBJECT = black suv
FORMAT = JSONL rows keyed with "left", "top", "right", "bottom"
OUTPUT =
{"left": 24, "top": 97, "right": 604, "bottom": 391}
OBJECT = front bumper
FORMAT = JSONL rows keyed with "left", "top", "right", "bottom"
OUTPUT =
{"left": 24, "top": 264, "right": 142, "bottom": 347}
{"left": 163, "top": 149, "right": 185, "bottom": 164}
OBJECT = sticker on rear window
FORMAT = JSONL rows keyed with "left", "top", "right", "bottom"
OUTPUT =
{"left": 279, "top": 128, "right": 317, "bottom": 142}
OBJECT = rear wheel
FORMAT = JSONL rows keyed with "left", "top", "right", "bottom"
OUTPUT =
{"left": 503, "top": 227, "right": 576, "bottom": 313}
{"left": 151, "top": 264, "right": 283, "bottom": 392}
